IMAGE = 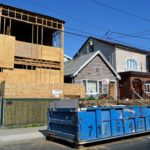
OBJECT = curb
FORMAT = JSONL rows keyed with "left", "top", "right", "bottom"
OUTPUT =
{"left": 0, "top": 132, "right": 45, "bottom": 143}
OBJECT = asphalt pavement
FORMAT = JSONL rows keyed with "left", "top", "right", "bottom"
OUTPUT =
{"left": 0, "top": 131, "right": 150, "bottom": 149}
{"left": 0, "top": 126, "right": 150, "bottom": 149}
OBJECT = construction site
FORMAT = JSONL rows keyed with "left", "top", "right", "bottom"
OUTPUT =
{"left": 0, "top": 4, "right": 84, "bottom": 127}
{"left": 0, "top": 4, "right": 85, "bottom": 99}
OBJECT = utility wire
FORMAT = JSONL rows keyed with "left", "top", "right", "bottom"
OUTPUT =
{"left": 24, "top": 0, "right": 150, "bottom": 39}
{"left": 9, "top": 0, "right": 150, "bottom": 50}
{"left": 64, "top": 30, "right": 150, "bottom": 50}
{"left": 90, "top": 0, "right": 150, "bottom": 23}
{"left": 24, "top": 0, "right": 108, "bottom": 32}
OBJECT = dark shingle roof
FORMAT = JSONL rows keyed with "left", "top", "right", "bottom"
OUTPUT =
{"left": 65, "top": 51, "right": 121, "bottom": 79}
{"left": 64, "top": 52, "right": 96, "bottom": 76}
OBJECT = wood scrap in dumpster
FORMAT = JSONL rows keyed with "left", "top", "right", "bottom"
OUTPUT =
{"left": 79, "top": 99, "right": 150, "bottom": 107}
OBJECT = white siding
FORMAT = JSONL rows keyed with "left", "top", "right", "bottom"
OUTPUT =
{"left": 115, "top": 47, "right": 147, "bottom": 72}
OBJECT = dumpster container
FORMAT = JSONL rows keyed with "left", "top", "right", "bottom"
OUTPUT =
{"left": 47, "top": 100, "right": 150, "bottom": 147}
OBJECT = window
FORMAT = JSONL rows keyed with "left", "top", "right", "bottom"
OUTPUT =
{"left": 126, "top": 58, "right": 137, "bottom": 71}
{"left": 89, "top": 45, "right": 94, "bottom": 52}
{"left": 107, "top": 56, "right": 112, "bottom": 64}
{"left": 145, "top": 81, "right": 150, "bottom": 93}
{"left": 87, "top": 80, "right": 97, "bottom": 93}
{"left": 83, "top": 80, "right": 102, "bottom": 94}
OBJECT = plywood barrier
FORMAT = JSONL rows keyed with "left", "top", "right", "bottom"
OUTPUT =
{"left": 0, "top": 81, "right": 85, "bottom": 99}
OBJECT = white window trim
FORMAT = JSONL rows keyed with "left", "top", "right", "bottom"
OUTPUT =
{"left": 144, "top": 83, "right": 150, "bottom": 93}
{"left": 125, "top": 57, "right": 138, "bottom": 71}
{"left": 82, "top": 79, "right": 117, "bottom": 100}
{"left": 82, "top": 79, "right": 103, "bottom": 95}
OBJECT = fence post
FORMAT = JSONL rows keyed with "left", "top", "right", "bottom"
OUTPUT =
{"left": 0, "top": 97, "right": 3, "bottom": 127}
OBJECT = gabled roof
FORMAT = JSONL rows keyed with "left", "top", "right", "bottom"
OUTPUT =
{"left": 65, "top": 51, "right": 121, "bottom": 80}
{"left": 74, "top": 36, "right": 149, "bottom": 58}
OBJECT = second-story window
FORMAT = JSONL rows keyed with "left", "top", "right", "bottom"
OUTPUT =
{"left": 126, "top": 58, "right": 137, "bottom": 71}
{"left": 107, "top": 56, "right": 112, "bottom": 64}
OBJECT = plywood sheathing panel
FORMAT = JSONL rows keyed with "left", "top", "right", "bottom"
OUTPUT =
{"left": 2, "top": 82, "right": 85, "bottom": 99}
{"left": 0, "top": 69, "right": 62, "bottom": 83}
{"left": 0, "top": 34, "right": 15, "bottom": 68}
{"left": 15, "top": 40, "right": 62, "bottom": 62}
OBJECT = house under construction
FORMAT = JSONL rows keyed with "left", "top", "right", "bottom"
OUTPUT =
{"left": 0, "top": 4, "right": 85, "bottom": 99}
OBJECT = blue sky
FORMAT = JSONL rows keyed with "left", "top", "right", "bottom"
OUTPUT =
{"left": 1, "top": 0, "right": 150, "bottom": 57}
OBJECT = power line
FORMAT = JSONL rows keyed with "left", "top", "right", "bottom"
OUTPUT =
{"left": 8, "top": 0, "right": 150, "bottom": 50}
{"left": 21, "top": 0, "right": 150, "bottom": 41}
{"left": 65, "top": 26, "right": 104, "bottom": 39}
{"left": 90, "top": 0, "right": 150, "bottom": 23}
{"left": 23, "top": 0, "right": 108, "bottom": 32}
{"left": 66, "top": 26, "right": 150, "bottom": 41}
{"left": 64, "top": 30, "right": 150, "bottom": 51}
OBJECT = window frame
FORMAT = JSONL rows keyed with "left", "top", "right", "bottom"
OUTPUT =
{"left": 125, "top": 58, "right": 138, "bottom": 71}
{"left": 82, "top": 79, "right": 103, "bottom": 95}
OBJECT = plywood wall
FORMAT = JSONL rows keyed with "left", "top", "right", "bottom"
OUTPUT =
{"left": 0, "top": 68, "right": 62, "bottom": 83}
{"left": 15, "top": 41, "right": 62, "bottom": 62}
{"left": 0, "top": 34, "right": 15, "bottom": 68}
{"left": 1, "top": 81, "right": 85, "bottom": 99}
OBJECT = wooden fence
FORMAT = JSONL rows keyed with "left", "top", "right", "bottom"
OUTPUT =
{"left": 2, "top": 98, "right": 59, "bottom": 127}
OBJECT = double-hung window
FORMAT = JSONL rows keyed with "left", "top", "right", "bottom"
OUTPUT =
{"left": 126, "top": 58, "right": 137, "bottom": 71}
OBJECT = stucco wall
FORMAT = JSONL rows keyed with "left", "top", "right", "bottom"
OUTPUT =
{"left": 115, "top": 47, "right": 147, "bottom": 73}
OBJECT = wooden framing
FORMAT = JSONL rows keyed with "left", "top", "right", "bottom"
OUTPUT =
{"left": 0, "top": 4, "right": 80, "bottom": 100}
{"left": 0, "top": 4, "right": 64, "bottom": 81}
{"left": 0, "top": 4, "right": 64, "bottom": 31}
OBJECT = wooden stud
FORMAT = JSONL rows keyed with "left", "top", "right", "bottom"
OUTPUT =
{"left": 1, "top": 7, "right": 64, "bottom": 31}
{"left": 3, "top": 17, "right": 6, "bottom": 34}
{"left": 9, "top": 18, "right": 11, "bottom": 35}
{"left": 0, "top": 15, "right": 1, "bottom": 33}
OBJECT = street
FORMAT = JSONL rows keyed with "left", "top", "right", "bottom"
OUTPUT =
{"left": 0, "top": 135, "right": 150, "bottom": 150}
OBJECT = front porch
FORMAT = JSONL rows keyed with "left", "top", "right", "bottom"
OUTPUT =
{"left": 119, "top": 71, "right": 150, "bottom": 100}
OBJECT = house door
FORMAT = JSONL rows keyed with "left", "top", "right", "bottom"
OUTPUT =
{"left": 110, "top": 82, "right": 115, "bottom": 99}
{"left": 132, "top": 79, "right": 142, "bottom": 96}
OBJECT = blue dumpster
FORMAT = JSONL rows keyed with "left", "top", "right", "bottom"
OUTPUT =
{"left": 47, "top": 100, "right": 150, "bottom": 146}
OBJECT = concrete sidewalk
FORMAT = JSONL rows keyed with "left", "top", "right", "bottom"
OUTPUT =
{"left": 0, "top": 126, "right": 47, "bottom": 144}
